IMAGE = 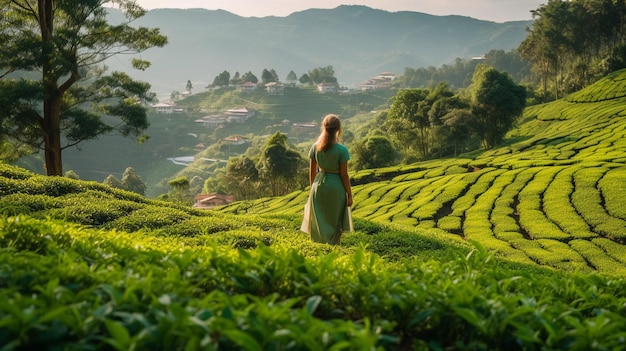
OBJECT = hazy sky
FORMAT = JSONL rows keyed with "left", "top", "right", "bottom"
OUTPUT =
{"left": 135, "top": 0, "right": 544, "bottom": 22}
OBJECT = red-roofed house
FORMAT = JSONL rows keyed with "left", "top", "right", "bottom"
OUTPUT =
{"left": 225, "top": 107, "right": 256, "bottom": 123}
{"left": 193, "top": 193, "right": 235, "bottom": 209}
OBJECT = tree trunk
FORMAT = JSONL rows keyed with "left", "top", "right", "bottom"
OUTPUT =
{"left": 39, "top": 0, "right": 63, "bottom": 176}
{"left": 43, "top": 95, "right": 63, "bottom": 176}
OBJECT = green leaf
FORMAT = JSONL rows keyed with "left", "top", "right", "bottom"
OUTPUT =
{"left": 223, "top": 330, "right": 263, "bottom": 351}
{"left": 305, "top": 295, "right": 322, "bottom": 316}
{"left": 104, "top": 319, "right": 131, "bottom": 349}
{"left": 451, "top": 306, "right": 486, "bottom": 333}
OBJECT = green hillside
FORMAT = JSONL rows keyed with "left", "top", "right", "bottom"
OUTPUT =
{"left": 2, "top": 71, "right": 626, "bottom": 349}
{"left": 54, "top": 87, "right": 394, "bottom": 197}
{"left": 218, "top": 68, "right": 626, "bottom": 276}
{"left": 2, "top": 163, "right": 626, "bottom": 349}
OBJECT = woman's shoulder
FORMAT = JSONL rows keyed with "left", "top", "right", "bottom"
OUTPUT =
{"left": 335, "top": 143, "right": 349, "bottom": 152}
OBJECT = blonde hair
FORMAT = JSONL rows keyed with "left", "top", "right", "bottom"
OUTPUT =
{"left": 316, "top": 114, "right": 341, "bottom": 152}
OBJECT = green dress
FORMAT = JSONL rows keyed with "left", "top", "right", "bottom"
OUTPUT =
{"left": 301, "top": 143, "right": 353, "bottom": 244}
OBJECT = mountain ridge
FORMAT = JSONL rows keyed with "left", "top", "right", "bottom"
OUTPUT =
{"left": 108, "top": 5, "right": 532, "bottom": 98}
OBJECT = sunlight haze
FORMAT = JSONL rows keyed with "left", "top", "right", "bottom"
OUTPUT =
{"left": 135, "top": 0, "right": 543, "bottom": 22}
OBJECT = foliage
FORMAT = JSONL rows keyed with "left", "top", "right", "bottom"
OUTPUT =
{"left": 0, "top": 0, "right": 167, "bottom": 176}
{"left": 386, "top": 88, "right": 430, "bottom": 160}
{"left": 261, "top": 68, "right": 279, "bottom": 84}
{"left": 166, "top": 176, "right": 194, "bottom": 205}
{"left": 286, "top": 70, "right": 298, "bottom": 85}
{"left": 104, "top": 174, "right": 125, "bottom": 190}
{"left": 394, "top": 49, "right": 533, "bottom": 90}
{"left": 3, "top": 69, "right": 626, "bottom": 349}
{"left": 220, "top": 155, "right": 260, "bottom": 200}
{"left": 383, "top": 82, "right": 487, "bottom": 161}
{"left": 469, "top": 65, "right": 527, "bottom": 149}
{"left": 220, "top": 69, "right": 626, "bottom": 276}
{"left": 211, "top": 70, "right": 231, "bottom": 87}
{"left": 241, "top": 71, "right": 258, "bottom": 84}
{"left": 104, "top": 167, "right": 147, "bottom": 196}
{"left": 121, "top": 167, "right": 147, "bottom": 196}
{"left": 257, "top": 132, "right": 307, "bottom": 197}
{"left": 2, "top": 214, "right": 626, "bottom": 350}
{"left": 308, "top": 66, "right": 337, "bottom": 85}
{"left": 351, "top": 135, "right": 400, "bottom": 171}
{"left": 519, "top": 0, "right": 626, "bottom": 100}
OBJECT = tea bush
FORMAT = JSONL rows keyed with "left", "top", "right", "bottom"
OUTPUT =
{"left": 3, "top": 215, "right": 626, "bottom": 350}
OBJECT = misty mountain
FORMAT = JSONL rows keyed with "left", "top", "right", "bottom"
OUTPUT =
{"left": 108, "top": 5, "right": 532, "bottom": 99}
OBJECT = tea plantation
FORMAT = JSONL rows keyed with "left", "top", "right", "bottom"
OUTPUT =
{"left": 1, "top": 69, "right": 626, "bottom": 349}
{"left": 221, "top": 69, "right": 626, "bottom": 277}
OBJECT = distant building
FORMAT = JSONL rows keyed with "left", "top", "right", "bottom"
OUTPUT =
{"left": 238, "top": 81, "right": 257, "bottom": 93}
{"left": 223, "top": 135, "right": 247, "bottom": 145}
{"left": 265, "top": 82, "right": 285, "bottom": 95}
{"left": 376, "top": 72, "right": 396, "bottom": 81}
{"left": 193, "top": 193, "right": 235, "bottom": 210}
{"left": 195, "top": 114, "right": 227, "bottom": 128}
{"left": 358, "top": 72, "right": 396, "bottom": 90}
{"left": 225, "top": 107, "right": 256, "bottom": 123}
{"left": 152, "top": 102, "right": 176, "bottom": 114}
{"left": 317, "top": 82, "right": 337, "bottom": 93}
{"left": 291, "top": 123, "right": 318, "bottom": 136}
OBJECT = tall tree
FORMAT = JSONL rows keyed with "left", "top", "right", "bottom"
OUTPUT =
{"left": 221, "top": 155, "right": 259, "bottom": 200}
{"left": 241, "top": 71, "right": 258, "bottom": 84}
{"left": 386, "top": 88, "right": 430, "bottom": 160}
{"left": 269, "top": 69, "right": 279, "bottom": 82}
{"left": 0, "top": 0, "right": 167, "bottom": 176}
{"left": 230, "top": 71, "right": 242, "bottom": 85}
{"left": 519, "top": 0, "right": 626, "bottom": 99}
{"left": 299, "top": 73, "right": 311, "bottom": 85}
{"left": 351, "top": 135, "right": 399, "bottom": 171}
{"left": 167, "top": 176, "right": 192, "bottom": 205}
{"left": 428, "top": 94, "right": 472, "bottom": 157}
{"left": 261, "top": 69, "right": 273, "bottom": 84}
{"left": 308, "top": 66, "right": 337, "bottom": 84}
{"left": 212, "top": 70, "right": 230, "bottom": 87}
{"left": 469, "top": 65, "right": 526, "bottom": 149}
{"left": 257, "top": 132, "right": 304, "bottom": 196}
{"left": 286, "top": 70, "right": 297, "bottom": 86}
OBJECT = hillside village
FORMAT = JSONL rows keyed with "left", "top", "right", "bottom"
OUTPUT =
{"left": 144, "top": 71, "right": 397, "bottom": 207}
{"left": 152, "top": 71, "right": 396, "bottom": 113}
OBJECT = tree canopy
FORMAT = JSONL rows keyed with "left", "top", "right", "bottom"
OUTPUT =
{"left": 0, "top": 0, "right": 167, "bottom": 176}
{"left": 519, "top": 0, "right": 626, "bottom": 100}
{"left": 258, "top": 132, "right": 305, "bottom": 196}
{"left": 469, "top": 65, "right": 526, "bottom": 149}
{"left": 351, "top": 135, "right": 400, "bottom": 171}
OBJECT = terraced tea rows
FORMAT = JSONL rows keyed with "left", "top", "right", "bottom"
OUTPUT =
{"left": 218, "top": 69, "right": 626, "bottom": 276}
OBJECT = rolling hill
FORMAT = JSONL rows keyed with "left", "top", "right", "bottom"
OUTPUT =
{"left": 217, "top": 68, "right": 626, "bottom": 275}
{"left": 20, "top": 5, "right": 533, "bottom": 192}
{"left": 2, "top": 69, "right": 626, "bottom": 349}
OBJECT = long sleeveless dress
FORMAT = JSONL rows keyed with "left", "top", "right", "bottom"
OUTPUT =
{"left": 301, "top": 143, "right": 353, "bottom": 244}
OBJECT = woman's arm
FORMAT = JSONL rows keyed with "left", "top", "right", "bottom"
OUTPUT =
{"left": 339, "top": 161, "right": 353, "bottom": 207}
{"left": 309, "top": 158, "right": 318, "bottom": 186}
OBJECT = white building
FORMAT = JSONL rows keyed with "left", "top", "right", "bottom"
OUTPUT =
{"left": 152, "top": 102, "right": 176, "bottom": 114}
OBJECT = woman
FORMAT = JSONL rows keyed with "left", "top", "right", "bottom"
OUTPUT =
{"left": 301, "top": 114, "right": 353, "bottom": 245}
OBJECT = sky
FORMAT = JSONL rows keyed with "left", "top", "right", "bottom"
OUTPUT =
{"left": 135, "top": 0, "right": 544, "bottom": 23}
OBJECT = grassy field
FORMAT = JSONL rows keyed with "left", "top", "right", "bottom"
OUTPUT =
{"left": 2, "top": 70, "right": 626, "bottom": 349}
